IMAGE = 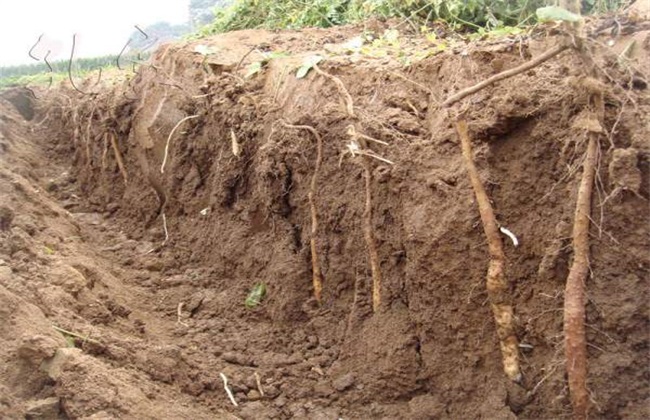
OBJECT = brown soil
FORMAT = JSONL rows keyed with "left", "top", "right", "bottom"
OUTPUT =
{"left": 1, "top": 17, "right": 649, "bottom": 420}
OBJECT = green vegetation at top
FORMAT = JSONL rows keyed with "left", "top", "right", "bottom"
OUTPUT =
{"left": 0, "top": 55, "right": 122, "bottom": 89}
{"left": 198, "top": 0, "right": 624, "bottom": 36}
{"left": 0, "top": 55, "right": 119, "bottom": 80}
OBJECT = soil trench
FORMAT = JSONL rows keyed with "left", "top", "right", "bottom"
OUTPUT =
{"left": 1, "top": 22, "right": 649, "bottom": 419}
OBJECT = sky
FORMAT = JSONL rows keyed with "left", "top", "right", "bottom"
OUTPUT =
{"left": 0, "top": 0, "right": 190, "bottom": 66}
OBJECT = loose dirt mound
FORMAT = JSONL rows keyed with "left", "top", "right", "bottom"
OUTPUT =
{"left": 1, "top": 18, "right": 648, "bottom": 420}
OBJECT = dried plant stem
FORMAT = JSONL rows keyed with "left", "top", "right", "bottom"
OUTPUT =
{"left": 161, "top": 115, "right": 198, "bottom": 174}
{"left": 109, "top": 133, "right": 128, "bottom": 184}
{"left": 68, "top": 34, "right": 87, "bottom": 95}
{"left": 281, "top": 121, "right": 324, "bottom": 304}
{"left": 52, "top": 325, "right": 100, "bottom": 344}
{"left": 455, "top": 120, "right": 521, "bottom": 382}
{"left": 443, "top": 44, "right": 568, "bottom": 107}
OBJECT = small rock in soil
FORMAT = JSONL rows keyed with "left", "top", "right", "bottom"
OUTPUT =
{"left": 408, "top": 394, "right": 445, "bottom": 419}
{"left": 274, "top": 395, "right": 287, "bottom": 407}
{"left": 246, "top": 389, "right": 261, "bottom": 401}
{"left": 222, "top": 352, "right": 255, "bottom": 366}
{"left": 310, "top": 407, "right": 341, "bottom": 420}
{"left": 106, "top": 202, "right": 120, "bottom": 214}
{"left": 18, "top": 334, "right": 61, "bottom": 364}
{"left": 0, "top": 266, "right": 12, "bottom": 283}
{"left": 609, "top": 148, "right": 642, "bottom": 194}
{"left": 263, "top": 385, "right": 280, "bottom": 398}
{"left": 41, "top": 347, "right": 83, "bottom": 380}
{"left": 24, "top": 397, "right": 61, "bottom": 419}
{"left": 263, "top": 351, "right": 303, "bottom": 367}
{"left": 0, "top": 206, "right": 14, "bottom": 231}
{"left": 239, "top": 401, "right": 279, "bottom": 420}
{"left": 332, "top": 373, "right": 355, "bottom": 392}
{"left": 313, "top": 380, "right": 335, "bottom": 397}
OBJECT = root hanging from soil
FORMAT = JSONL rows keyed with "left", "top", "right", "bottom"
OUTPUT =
{"left": 219, "top": 373, "right": 238, "bottom": 407}
{"left": 362, "top": 161, "right": 382, "bottom": 312}
{"left": 313, "top": 64, "right": 355, "bottom": 117}
{"left": 161, "top": 115, "right": 199, "bottom": 174}
{"left": 280, "top": 121, "right": 324, "bottom": 304}
{"left": 455, "top": 119, "right": 522, "bottom": 382}
{"left": 315, "top": 64, "right": 383, "bottom": 312}
{"left": 109, "top": 132, "right": 128, "bottom": 184}
{"left": 83, "top": 108, "right": 95, "bottom": 166}
{"left": 101, "top": 133, "right": 109, "bottom": 171}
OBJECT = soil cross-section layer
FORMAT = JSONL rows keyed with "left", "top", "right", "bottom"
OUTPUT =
{"left": 0, "top": 17, "right": 649, "bottom": 420}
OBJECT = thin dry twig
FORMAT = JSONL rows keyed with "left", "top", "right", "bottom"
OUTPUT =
{"left": 68, "top": 34, "right": 87, "bottom": 95}
{"left": 348, "top": 125, "right": 389, "bottom": 146}
{"left": 345, "top": 140, "right": 395, "bottom": 165}
{"left": 161, "top": 115, "right": 199, "bottom": 173}
{"left": 28, "top": 34, "right": 44, "bottom": 61}
{"left": 52, "top": 325, "right": 101, "bottom": 344}
{"left": 116, "top": 38, "right": 132, "bottom": 71}
{"left": 234, "top": 44, "right": 259, "bottom": 73}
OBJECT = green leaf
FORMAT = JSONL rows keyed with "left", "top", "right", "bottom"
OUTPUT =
{"left": 263, "top": 51, "right": 290, "bottom": 61}
{"left": 296, "top": 55, "right": 323, "bottom": 79}
{"left": 536, "top": 6, "right": 582, "bottom": 23}
{"left": 245, "top": 61, "right": 262, "bottom": 78}
{"left": 64, "top": 335, "right": 76, "bottom": 348}
{"left": 245, "top": 283, "right": 267, "bottom": 308}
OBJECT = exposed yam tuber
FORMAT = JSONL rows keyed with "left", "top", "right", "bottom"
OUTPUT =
{"left": 455, "top": 119, "right": 521, "bottom": 382}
